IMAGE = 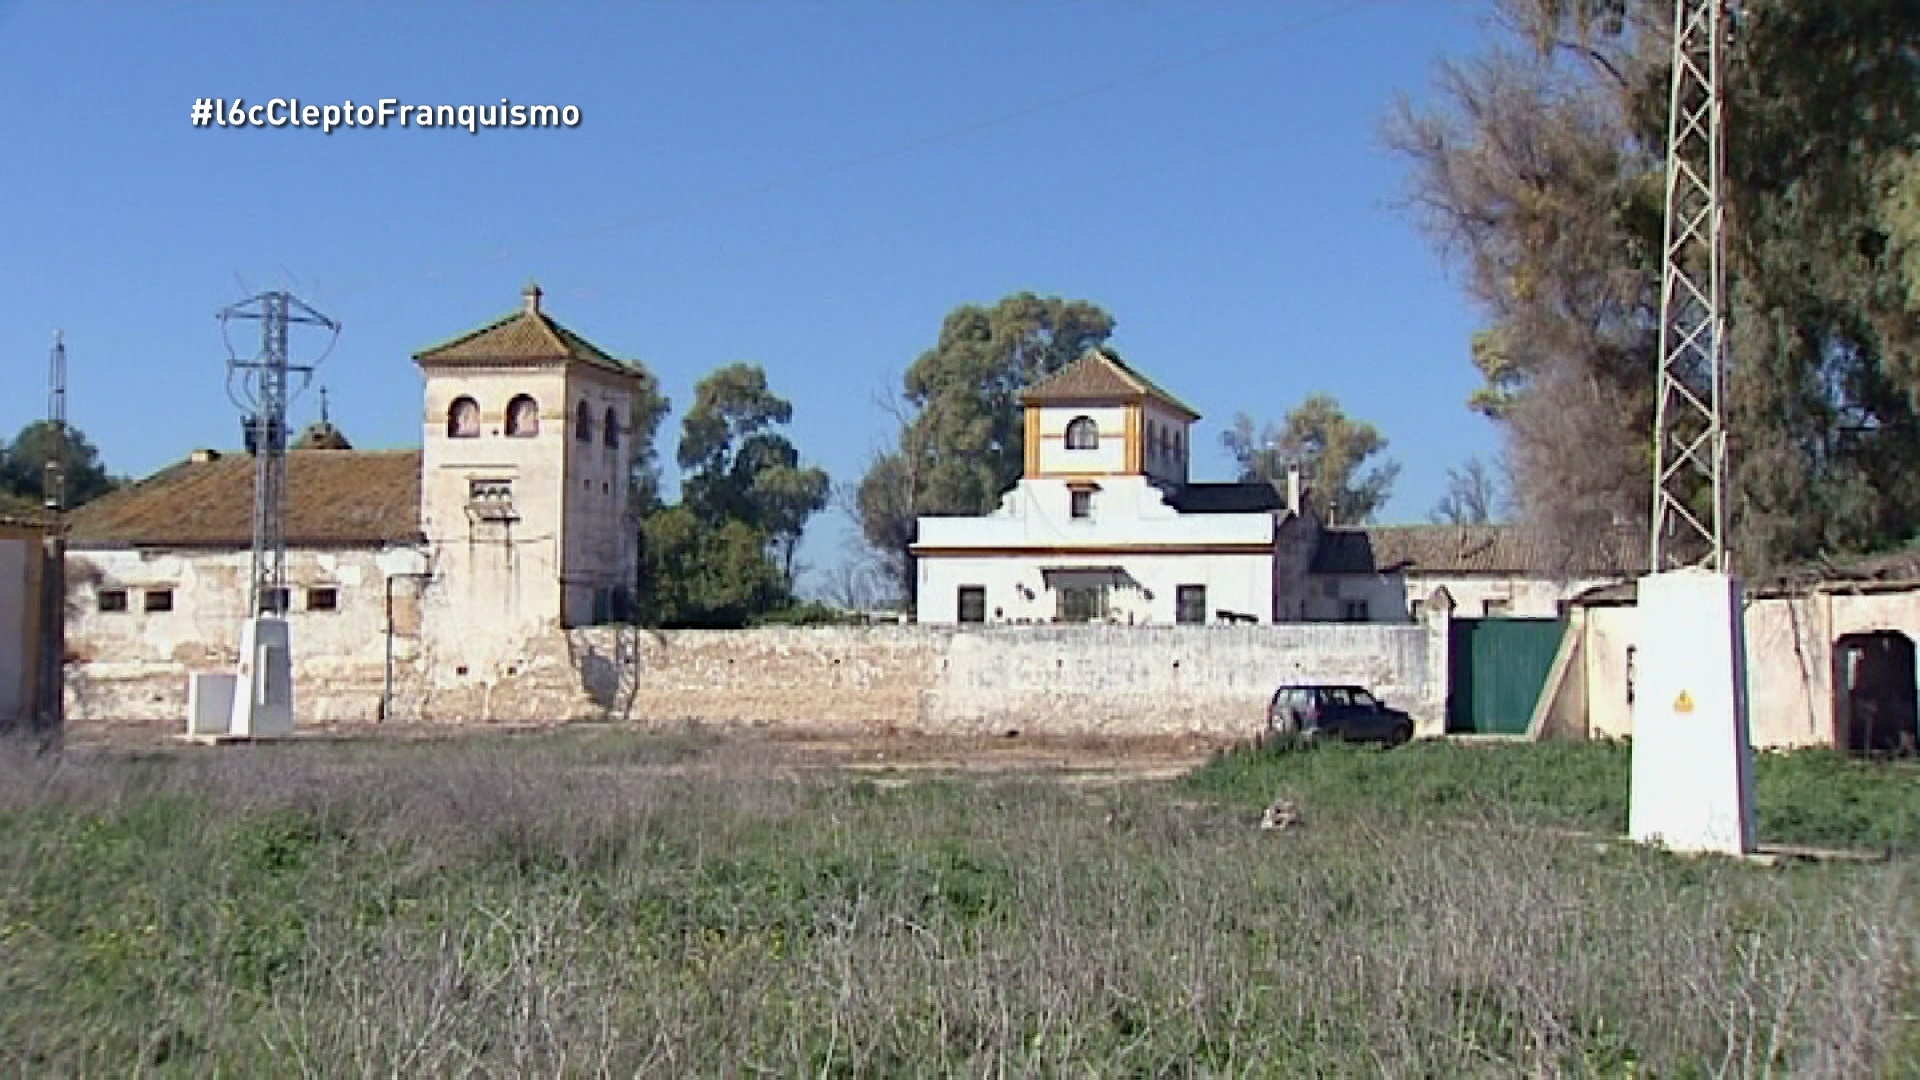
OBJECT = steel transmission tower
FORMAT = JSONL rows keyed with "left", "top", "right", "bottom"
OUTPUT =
{"left": 219, "top": 292, "right": 338, "bottom": 617}
{"left": 1650, "top": 0, "right": 1729, "bottom": 573}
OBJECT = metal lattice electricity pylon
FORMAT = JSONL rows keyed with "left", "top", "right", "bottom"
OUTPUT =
{"left": 219, "top": 292, "right": 338, "bottom": 617}
{"left": 1650, "top": 0, "right": 1729, "bottom": 574}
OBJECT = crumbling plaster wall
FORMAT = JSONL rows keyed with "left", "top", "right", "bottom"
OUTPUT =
{"left": 71, "top": 619, "right": 1444, "bottom": 739}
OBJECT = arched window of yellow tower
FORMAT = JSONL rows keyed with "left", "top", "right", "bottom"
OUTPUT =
{"left": 1065, "top": 416, "right": 1098, "bottom": 450}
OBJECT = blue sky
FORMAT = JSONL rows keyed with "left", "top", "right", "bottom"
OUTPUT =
{"left": 0, "top": 0, "right": 1499, "bottom": 591}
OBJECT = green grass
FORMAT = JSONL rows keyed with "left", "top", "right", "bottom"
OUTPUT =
{"left": 0, "top": 732, "right": 1913, "bottom": 1076}
{"left": 1188, "top": 737, "right": 1920, "bottom": 852}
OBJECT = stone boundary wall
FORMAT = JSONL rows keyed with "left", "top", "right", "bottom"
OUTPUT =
{"left": 69, "top": 622, "right": 1445, "bottom": 740}
{"left": 573, "top": 623, "right": 1443, "bottom": 739}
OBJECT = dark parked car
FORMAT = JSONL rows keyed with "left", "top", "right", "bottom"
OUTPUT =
{"left": 1265, "top": 683, "right": 1414, "bottom": 746}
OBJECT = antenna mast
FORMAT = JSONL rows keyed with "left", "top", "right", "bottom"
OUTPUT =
{"left": 1650, "top": 0, "right": 1729, "bottom": 573}
{"left": 45, "top": 332, "right": 66, "bottom": 512}
{"left": 219, "top": 291, "right": 338, "bottom": 617}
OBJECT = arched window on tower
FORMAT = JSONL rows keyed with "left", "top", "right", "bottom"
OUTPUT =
{"left": 1065, "top": 416, "right": 1098, "bottom": 450}
{"left": 447, "top": 396, "right": 480, "bottom": 439}
{"left": 574, "top": 400, "right": 594, "bottom": 443}
{"left": 603, "top": 406, "right": 620, "bottom": 450}
{"left": 505, "top": 394, "right": 540, "bottom": 437}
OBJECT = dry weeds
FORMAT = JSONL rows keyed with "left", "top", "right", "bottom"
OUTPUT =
{"left": 0, "top": 731, "right": 1912, "bottom": 1077}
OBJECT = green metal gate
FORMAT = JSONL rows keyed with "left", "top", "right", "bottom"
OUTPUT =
{"left": 1446, "top": 617, "right": 1567, "bottom": 735}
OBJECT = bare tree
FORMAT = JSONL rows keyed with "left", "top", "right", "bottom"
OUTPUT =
{"left": 1429, "top": 457, "right": 1506, "bottom": 525}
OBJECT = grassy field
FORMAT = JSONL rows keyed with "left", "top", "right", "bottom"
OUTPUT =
{"left": 0, "top": 731, "right": 1913, "bottom": 1077}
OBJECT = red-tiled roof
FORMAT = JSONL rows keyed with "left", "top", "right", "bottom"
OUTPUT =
{"left": 1018, "top": 348, "right": 1201, "bottom": 420}
{"left": 1312, "top": 524, "right": 1643, "bottom": 578}
{"left": 413, "top": 285, "right": 641, "bottom": 379}
{"left": 66, "top": 449, "right": 422, "bottom": 548}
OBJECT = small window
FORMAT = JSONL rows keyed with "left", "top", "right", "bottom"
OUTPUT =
{"left": 1410, "top": 599, "right": 1425, "bottom": 621}
{"left": 505, "top": 394, "right": 540, "bottom": 437}
{"left": 574, "top": 401, "right": 594, "bottom": 443}
{"left": 1342, "top": 599, "right": 1370, "bottom": 622}
{"left": 1065, "top": 416, "right": 1098, "bottom": 450}
{"left": 957, "top": 585, "right": 986, "bottom": 624}
{"left": 97, "top": 589, "right": 128, "bottom": 613}
{"left": 259, "top": 587, "right": 290, "bottom": 615}
{"left": 1483, "top": 598, "right": 1511, "bottom": 617}
{"left": 469, "top": 478, "right": 516, "bottom": 521}
{"left": 1070, "top": 490, "right": 1093, "bottom": 519}
{"left": 1176, "top": 585, "right": 1207, "bottom": 625}
{"left": 143, "top": 588, "right": 173, "bottom": 613}
{"left": 447, "top": 396, "right": 481, "bottom": 438}
{"left": 307, "top": 587, "right": 339, "bottom": 612}
{"left": 603, "top": 406, "right": 620, "bottom": 449}
{"left": 1145, "top": 421, "right": 1158, "bottom": 460}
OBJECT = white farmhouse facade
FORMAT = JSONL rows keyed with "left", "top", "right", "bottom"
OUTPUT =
{"left": 61, "top": 284, "right": 651, "bottom": 723}
{"left": 913, "top": 349, "right": 1309, "bottom": 625}
{"left": 912, "top": 348, "right": 1638, "bottom": 627}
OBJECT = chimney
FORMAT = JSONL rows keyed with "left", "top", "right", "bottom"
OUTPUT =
{"left": 190, "top": 448, "right": 221, "bottom": 464}
{"left": 1285, "top": 462, "right": 1303, "bottom": 516}
{"left": 521, "top": 280, "right": 543, "bottom": 315}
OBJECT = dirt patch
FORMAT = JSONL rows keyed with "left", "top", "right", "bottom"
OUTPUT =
{"left": 60, "top": 719, "right": 1228, "bottom": 784}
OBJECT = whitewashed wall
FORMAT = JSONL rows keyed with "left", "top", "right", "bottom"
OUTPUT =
{"left": 559, "top": 364, "right": 639, "bottom": 627}
{"left": 1579, "top": 588, "right": 1920, "bottom": 750}
{"left": 915, "top": 476, "right": 1277, "bottom": 624}
{"left": 64, "top": 545, "right": 431, "bottom": 724}
{"left": 918, "top": 551, "right": 1273, "bottom": 625}
{"left": 421, "top": 364, "right": 572, "bottom": 669}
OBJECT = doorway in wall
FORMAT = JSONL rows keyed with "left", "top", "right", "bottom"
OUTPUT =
{"left": 1833, "top": 631, "right": 1918, "bottom": 755}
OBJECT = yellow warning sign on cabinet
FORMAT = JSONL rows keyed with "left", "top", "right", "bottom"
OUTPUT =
{"left": 1674, "top": 690, "right": 1695, "bottom": 714}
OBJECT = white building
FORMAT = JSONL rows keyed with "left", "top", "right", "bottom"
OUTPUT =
{"left": 912, "top": 348, "right": 1312, "bottom": 625}
{"left": 61, "top": 283, "right": 649, "bottom": 721}
{"left": 911, "top": 348, "right": 1635, "bottom": 626}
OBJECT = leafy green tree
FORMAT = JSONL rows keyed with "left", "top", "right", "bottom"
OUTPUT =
{"left": 676, "top": 362, "right": 829, "bottom": 580}
{"left": 0, "top": 421, "right": 119, "bottom": 508}
{"left": 1388, "top": 0, "right": 1920, "bottom": 573}
{"left": 1221, "top": 395, "right": 1399, "bottom": 525}
{"left": 636, "top": 505, "right": 786, "bottom": 628}
{"left": 857, "top": 293, "right": 1116, "bottom": 600}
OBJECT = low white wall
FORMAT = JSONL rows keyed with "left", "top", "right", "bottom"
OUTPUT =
{"left": 73, "top": 621, "right": 1445, "bottom": 740}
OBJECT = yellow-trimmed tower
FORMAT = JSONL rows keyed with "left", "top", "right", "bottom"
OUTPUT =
{"left": 1017, "top": 347, "right": 1201, "bottom": 486}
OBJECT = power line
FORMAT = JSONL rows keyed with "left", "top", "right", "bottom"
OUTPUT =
{"left": 316, "top": 0, "right": 1396, "bottom": 312}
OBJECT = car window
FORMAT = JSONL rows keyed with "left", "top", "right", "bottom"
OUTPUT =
{"left": 1321, "top": 688, "right": 1351, "bottom": 707}
{"left": 1351, "top": 690, "right": 1380, "bottom": 709}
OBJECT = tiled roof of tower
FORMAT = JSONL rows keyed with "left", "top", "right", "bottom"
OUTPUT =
{"left": 1310, "top": 524, "right": 1644, "bottom": 577}
{"left": 65, "top": 449, "right": 423, "bottom": 548}
{"left": 412, "top": 283, "right": 640, "bottom": 377}
{"left": 1017, "top": 348, "right": 1201, "bottom": 420}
